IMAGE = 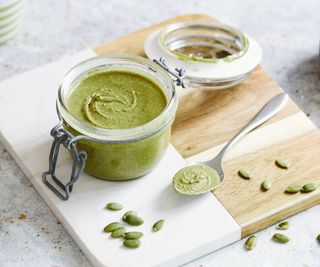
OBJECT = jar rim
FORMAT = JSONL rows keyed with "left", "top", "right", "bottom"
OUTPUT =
{"left": 57, "top": 54, "right": 178, "bottom": 143}
{"left": 158, "top": 21, "right": 249, "bottom": 64}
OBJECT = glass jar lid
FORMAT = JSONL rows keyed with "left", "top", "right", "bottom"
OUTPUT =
{"left": 144, "top": 21, "right": 262, "bottom": 90}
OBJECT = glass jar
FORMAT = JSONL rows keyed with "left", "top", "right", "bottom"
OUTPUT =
{"left": 56, "top": 55, "right": 178, "bottom": 181}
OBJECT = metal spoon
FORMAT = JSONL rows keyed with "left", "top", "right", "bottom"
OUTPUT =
{"left": 173, "top": 93, "right": 289, "bottom": 194}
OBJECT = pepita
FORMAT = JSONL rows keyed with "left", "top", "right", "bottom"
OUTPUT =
{"left": 123, "top": 239, "right": 141, "bottom": 249}
{"left": 261, "top": 179, "right": 272, "bottom": 191}
{"left": 122, "top": 211, "right": 137, "bottom": 221}
{"left": 152, "top": 220, "right": 165, "bottom": 232}
{"left": 103, "top": 222, "right": 122, "bottom": 233}
{"left": 125, "top": 214, "right": 144, "bottom": 226}
{"left": 111, "top": 227, "right": 126, "bottom": 238}
{"left": 275, "top": 159, "right": 289, "bottom": 169}
{"left": 238, "top": 169, "right": 253, "bottom": 180}
{"left": 301, "top": 183, "right": 318, "bottom": 193}
{"left": 245, "top": 235, "right": 257, "bottom": 250}
{"left": 272, "top": 233, "right": 289, "bottom": 243}
{"left": 277, "top": 221, "right": 289, "bottom": 230}
{"left": 123, "top": 232, "right": 143, "bottom": 240}
{"left": 106, "top": 202, "right": 123, "bottom": 211}
{"left": 285, "top": 185, "right": 302, "bottom": 194}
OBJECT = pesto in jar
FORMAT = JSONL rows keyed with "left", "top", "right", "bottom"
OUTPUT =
{"left": 66, "top": 69, "right": 170, "bottom": 180}
{"left": 67, "top": 70, "right": 167, "bottom": 129}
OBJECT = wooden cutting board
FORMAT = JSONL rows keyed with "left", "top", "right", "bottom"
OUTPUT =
{"left": 96, "top": 14, "right": 320, "bottom": 237}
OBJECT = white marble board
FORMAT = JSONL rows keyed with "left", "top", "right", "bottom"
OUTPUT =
{"left": 0, "top": 49, "right": 241, "bottom": 267}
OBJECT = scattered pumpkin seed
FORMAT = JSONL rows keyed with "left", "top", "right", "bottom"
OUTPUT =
{"left": 152, "top": 219, "right": 165, "bottom": 232}
{"left": 317, "top": 234, "right": 320, "bottom": 243}
{"left": 275, "top": 159, "right": 289, "bottom": 169}
{"left": 111, "top": 227, "right": 126, "bottom": 238}
{"left": 285, "top": 185, "right": 302, "bottom": 194}
{"left": 272, "top": 233, "right": 289, "bottom": 243}
{"left": 301, "top": 183, "right": 318, "bottom": 193}
{"left": 123, "top": 239, "right": 141, "bottom": 249}
{"left": 238, "top": 169, "right": 253, "bottom": 180}
{"left": 245, "top": 235, "right": 257, "bottom": 250}
{"left": 261, "top": 179, "right": 272, "bottom": 191}
{"left": 103, "top": 222, "right": 122, "bottom": 233}
{"left": 122, "top": 211, "right": 137, "bottom": 221}
{"left": 123, "top": 232, "right": 143, "bottom": 240}
{"left": 106, "top": 202, "right": 123, "bottom": 211}
{"left": 125, "top": 214, "right": 144, "bottom": 226}
{"left": 277, "top": 221, "right": 289, "bottom": 230}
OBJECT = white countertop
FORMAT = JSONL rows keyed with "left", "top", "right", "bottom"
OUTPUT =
{"left": 0, "top": 0, "right": 320, "bottom": 266}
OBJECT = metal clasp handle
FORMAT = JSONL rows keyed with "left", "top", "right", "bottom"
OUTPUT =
{"left": 42, "top": 118, "right": 87, "bottom": 200}
{"left": 153, "top": 57, "right": 186, "bottom": 88}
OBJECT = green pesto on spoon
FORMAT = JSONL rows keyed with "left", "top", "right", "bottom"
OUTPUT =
{"left": 172, "top": 93, "right": 288, "bottom": 195}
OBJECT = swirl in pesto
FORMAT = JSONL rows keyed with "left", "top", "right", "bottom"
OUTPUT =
{"left": 67, "top": 70, "right": 167, "bottom": 129}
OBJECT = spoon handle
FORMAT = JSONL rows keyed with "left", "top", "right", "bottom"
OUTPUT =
{"left": 217, "top": 93, "right": 289, "bottom": 160}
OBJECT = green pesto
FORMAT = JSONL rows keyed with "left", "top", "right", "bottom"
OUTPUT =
{"left": 65, "top": 69, "right": 170, "bottom": 180}
{"left": 172, "top": 165, "right": 220, "bottom": 195}
{"left": 67, "top": 70, "right": 167, "bottom": 129}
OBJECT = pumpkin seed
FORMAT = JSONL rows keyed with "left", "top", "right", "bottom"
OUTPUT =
{"left": 106, "top": 202, "right": 123, "bottom": 211}
{"left": 245, "top": 235, "right": 257, "bottom": 250}
{"left": 317, "top": 234, "right": 320, "bottom": 243}
{"left": 301, "top": 183, "right": 318, "bottom": 193}
{"left": 238, "top": 169, "right": 253, "bottom": 180}
{"left": 275, "top": 159, "right": 289, "bottom": 169}
{"left": 123, "top": 239, "right": 141, "bottom": 249}
{"left": 272, "top": 233, "right": 289, "bottom": 243}
{"left": 122, "top": 211, "right": 137, "bottom": 221}
{"left": 103, "top": 222, "right": 122, "bottom": 233}
{"left": 277, "top": 221, "right": 289, "bottom": 230}
{"left": 152, "top": 220, "right": 165, "bottom": 232}
{"left": 261, "top": 179, "right": 272, "bottom": 191}
{"left": 123, "top": 232, "right": 143, "bottom": 240}
{"left": 111, "top": 227, "right": 126, "bottom": 238}
{"left": 285, "top": 185, "right": 302, "bottom": 194}
{"left": 125, "top": 214, "right": 144, "bottom": 226}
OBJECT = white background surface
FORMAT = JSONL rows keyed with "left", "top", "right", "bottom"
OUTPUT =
{"left": 0, "top": 1, "right": 320, "bottom": 267}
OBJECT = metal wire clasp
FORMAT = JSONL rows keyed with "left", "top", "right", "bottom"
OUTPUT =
{"left": 42, "top": 109, "right": 87, "bottom": 201}
{"left": 153, "top": 57, "right": 186, "bottom": 88}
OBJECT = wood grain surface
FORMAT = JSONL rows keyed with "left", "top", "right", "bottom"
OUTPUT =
{"left": 94, "top": 14, "right": 320, "bottom": 237}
